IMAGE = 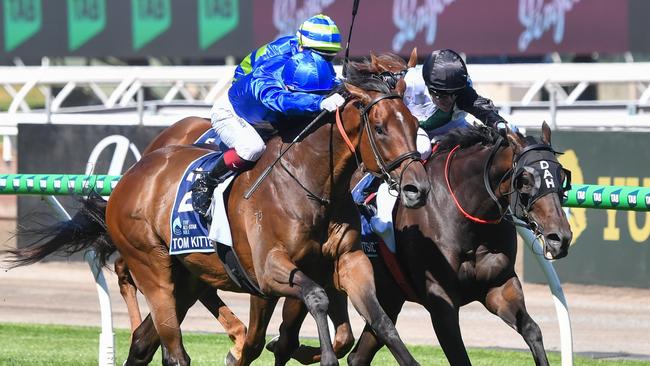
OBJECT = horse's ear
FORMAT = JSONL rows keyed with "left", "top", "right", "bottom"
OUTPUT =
{"left": 370, "top": 52, "right": 379, "bottom": 69}
{"left": 407, "top": 47, "right": 418, "bottom": 68}
{"left": 541, "top": 121, "right": 552, "bottom": 145}
{"left": 394, "top": 77, "right": 407, "bottom": 96}
{"left": 507, "top": 128, "right": 524, "bottom": 154}
{"left": 345, "top": 83, "right": 371, "bottom": 104}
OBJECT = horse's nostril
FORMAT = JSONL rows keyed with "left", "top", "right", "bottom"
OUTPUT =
{"left": 547, "top": 233, "right": 561, "bottom": 243}
{"left": 402, "top": 184, "right": 418, "bottom": 195}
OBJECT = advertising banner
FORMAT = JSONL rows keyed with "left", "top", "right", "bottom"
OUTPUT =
{"left": 1, "top": 0, "right": 253, "bottom": 60}
{"left": 524, "top": 130, "right": 650, "bottom": 288}
{"left": 254, "top": 0, "right": 628, "bottom": 57}
{"left": 0, "top": 0, "right": 637, "bottom": 61}
{"left": 16, "top": 124, "right": 165, "bottom": 253}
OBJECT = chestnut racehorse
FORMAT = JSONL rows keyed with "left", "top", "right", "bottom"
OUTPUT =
{"left": 7, "top": 62, "right": 429, "bottom": 366}
{"left": 113, "top": 50, "right": 418, "bottom": 364}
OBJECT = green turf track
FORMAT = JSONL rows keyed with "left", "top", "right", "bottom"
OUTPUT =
{"left": 0, "top": 323, "right": 647, "bottom": 365}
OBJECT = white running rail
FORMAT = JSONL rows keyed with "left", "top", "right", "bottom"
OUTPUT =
{"left": 517, "top": 222, "right": 573, "bottom": 366}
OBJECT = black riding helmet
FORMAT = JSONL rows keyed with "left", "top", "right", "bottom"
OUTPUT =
{"left": 422, "top": 49, "right": 468, "bottom": 93}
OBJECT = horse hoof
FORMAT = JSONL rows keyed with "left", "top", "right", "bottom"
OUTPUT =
{"left": 224, "top": 351, "right": 238, "bottom": 366}
{"left": 265, "top": 335, "right": 279, "bottom": 352}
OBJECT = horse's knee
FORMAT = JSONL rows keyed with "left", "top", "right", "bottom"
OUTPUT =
{"left": 520, "top": 314, "right": 543, "bottom": 343}
{"left": 367, "top": 313, "right": 401, "bottom": 346}
{"left": 302, "top": 286, "right": 329, "bottom": 316}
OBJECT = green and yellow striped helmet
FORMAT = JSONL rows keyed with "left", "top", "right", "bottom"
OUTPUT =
{"left": 296, "top": 14, "right": 342, "bottom": 55}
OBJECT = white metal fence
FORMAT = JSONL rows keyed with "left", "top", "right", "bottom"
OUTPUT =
{"left": 2, "top": 62, "right": 650, "bottom": 126}
{"left": 2, "top": 62, "right": 650, "bottom": 163}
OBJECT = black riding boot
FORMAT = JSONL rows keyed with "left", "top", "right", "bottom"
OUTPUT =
{"left": 191, "top": 155, "right": 230, "bottom": 219}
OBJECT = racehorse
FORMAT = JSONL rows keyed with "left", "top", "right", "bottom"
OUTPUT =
{"left": 6, "top": 62, "right": 429, "bottom": 366}
{"left": 343, "top": 123, "right": 572, "bottom": 366}
{"left": 112, "top": 49, "right": 419, "bottom": 364}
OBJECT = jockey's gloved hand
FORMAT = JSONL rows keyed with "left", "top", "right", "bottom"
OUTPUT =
{"left": 496, "top": 121, "right": 520, "bottom": 134}
{"left": 320, "top": 93, "right": 345, "bottom": 112}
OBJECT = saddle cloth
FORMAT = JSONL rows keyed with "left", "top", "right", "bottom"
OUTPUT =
{"left": 351, "top": 173, "right": 382, "bottom": 258}
{"left": 169, "top": 151, "right": 234, "bottom": 255}
{"left": 352, "top": 173, "right": 419, "bottom": 301}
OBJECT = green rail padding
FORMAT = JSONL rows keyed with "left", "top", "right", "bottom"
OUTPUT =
{"left": 0, "top": 174, "right": 121, "bottom": 196}
{"left": 563, "top": 184, "right": 650, "bottom": 211}
{"left": 1, "top": 175, "right": 649, "bottom": 212}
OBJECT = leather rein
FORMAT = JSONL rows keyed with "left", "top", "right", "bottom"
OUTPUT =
{"left": 336, "top": 93, "right": 421, "bottom": 192}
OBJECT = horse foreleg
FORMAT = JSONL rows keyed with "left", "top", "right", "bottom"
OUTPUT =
{"left": 277, "top": 290, "right": 354, "bottom": 365}
{"left": 267, "top": 297, "right": 309, "bottom": 365}
{"left": 484, "top": 276, "right": 549, "bottom": 366}
{"left": 115, "top": 256, "right": 143, "bottom": 334}
{"left": 347, "top": 258, "right": 406, "bottom": 366}
{"left": 237, "top": 295, "right": 279, "bottom": 366}
{"left": 325, "top": 289, "right": 355, "bottom": 359}
{"left": 259, "top": 249, "right": 339, "bottom": 366}
{"left": 197, "top": 290, "right": 247, "bottom": 362}
{"left": 425, "top": 281, "right": 471, "bottom": 366}
{"left": 336, "top": 250, "right": 419, "bottom": 366}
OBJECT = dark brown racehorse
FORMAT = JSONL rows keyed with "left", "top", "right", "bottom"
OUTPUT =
{"left": 344, "top": 123, "right": 572, "bottom": 366}
{"left": 6, "top": 62, "right": 429, "bottom": 366}
{"left": 112, "top": 50, "right": 419, "bottom": 364}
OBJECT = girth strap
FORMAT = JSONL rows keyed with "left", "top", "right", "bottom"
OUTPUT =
{"left": 215, "top": 242, "right": 270, "bottom": 299}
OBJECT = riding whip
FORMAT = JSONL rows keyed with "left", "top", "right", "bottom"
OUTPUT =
{"left": 244, "top": 110, "right": 328, "bottom": 199}
{"left": 342, "top": 0, "right": 361, "bottom": 77}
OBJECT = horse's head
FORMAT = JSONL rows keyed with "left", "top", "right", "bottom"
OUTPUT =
{"left": 506, "top": 122, "right": 573, "bottom": 259}
{"left": 357, "top": 48, "right": 417, "bottom": 90}
{"left": 340, "top": 65, "right": 429, "bottom": 208}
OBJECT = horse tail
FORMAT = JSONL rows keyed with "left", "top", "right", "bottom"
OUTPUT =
{"left": 2, "top": 191, "right": 115, "bottom": 268}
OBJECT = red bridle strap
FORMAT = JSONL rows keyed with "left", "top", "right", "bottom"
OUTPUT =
{"left": 336, "top": 107, "right": 356, "bottom": 153}
{"left": 445, "top": 145, "right": 500, "bottom": 224}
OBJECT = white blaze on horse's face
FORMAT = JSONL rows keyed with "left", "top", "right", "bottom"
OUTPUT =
{"left": 395, "top": 111, "right": 404, "bottom": 125}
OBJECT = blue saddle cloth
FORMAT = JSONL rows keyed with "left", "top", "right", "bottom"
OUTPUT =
{"left": 169, "top": 150, "right": 222, "bottom": 255}
{"left": 195, "top": 128, "right": 219, "bottom": 145}
{"left": 351, "top": 173, "right": 382, "bottom": 258}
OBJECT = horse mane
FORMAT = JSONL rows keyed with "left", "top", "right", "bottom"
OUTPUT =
{"left": 337, "top": 60, "right": 392, "bottom": 95}
{"left": 435, "top": 124, "right": 502, "bottom": 152}
{"left": 351, "top": 53, "right": 407, "bottom": 74}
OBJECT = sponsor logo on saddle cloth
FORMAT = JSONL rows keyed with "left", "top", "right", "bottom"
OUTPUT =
{"left": 351, "top": 173, "right": 381, "bottom": 258}
{"left": 169, "top": 151, "right": 234, "bottom": 255}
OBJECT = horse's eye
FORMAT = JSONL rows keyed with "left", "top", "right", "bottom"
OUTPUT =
{"left": 375, "top": 125, "right": 385, "bottom": 135}
{"left": 517, "top": 174, "right": 534, "bottom": 194}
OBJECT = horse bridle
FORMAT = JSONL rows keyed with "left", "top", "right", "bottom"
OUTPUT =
{"left": 508, "top": 143, "right": 571, "bottom": 229}
{"left": 376, "top": 69, "right": 408, "bottom": 90}
{"left": 281, "top": 92, "right": 420, "bottom": 206}
{"left": 353, "top": 93, "right": 421, "bottom": 191}
{"left": 482, "top": 136, "right": 572, "bottom": 232}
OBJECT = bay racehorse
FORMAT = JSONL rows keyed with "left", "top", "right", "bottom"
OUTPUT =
{"left": 344, "top": 123, "right": 573, "bottom": 365}
{"left": 112, "top": 50, "right": 419, "bottom": 364}
{"left": 6, "top": 62, "right": 429, "bottom": 366}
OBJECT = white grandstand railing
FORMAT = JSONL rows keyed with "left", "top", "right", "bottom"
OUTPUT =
{"left": 1, "top": 62, "right": 650, "bottom": 134}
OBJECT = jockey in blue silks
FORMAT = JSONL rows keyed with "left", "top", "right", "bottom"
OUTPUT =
{"left": 191, "top": 49, "right": 345, "bottom": 218}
